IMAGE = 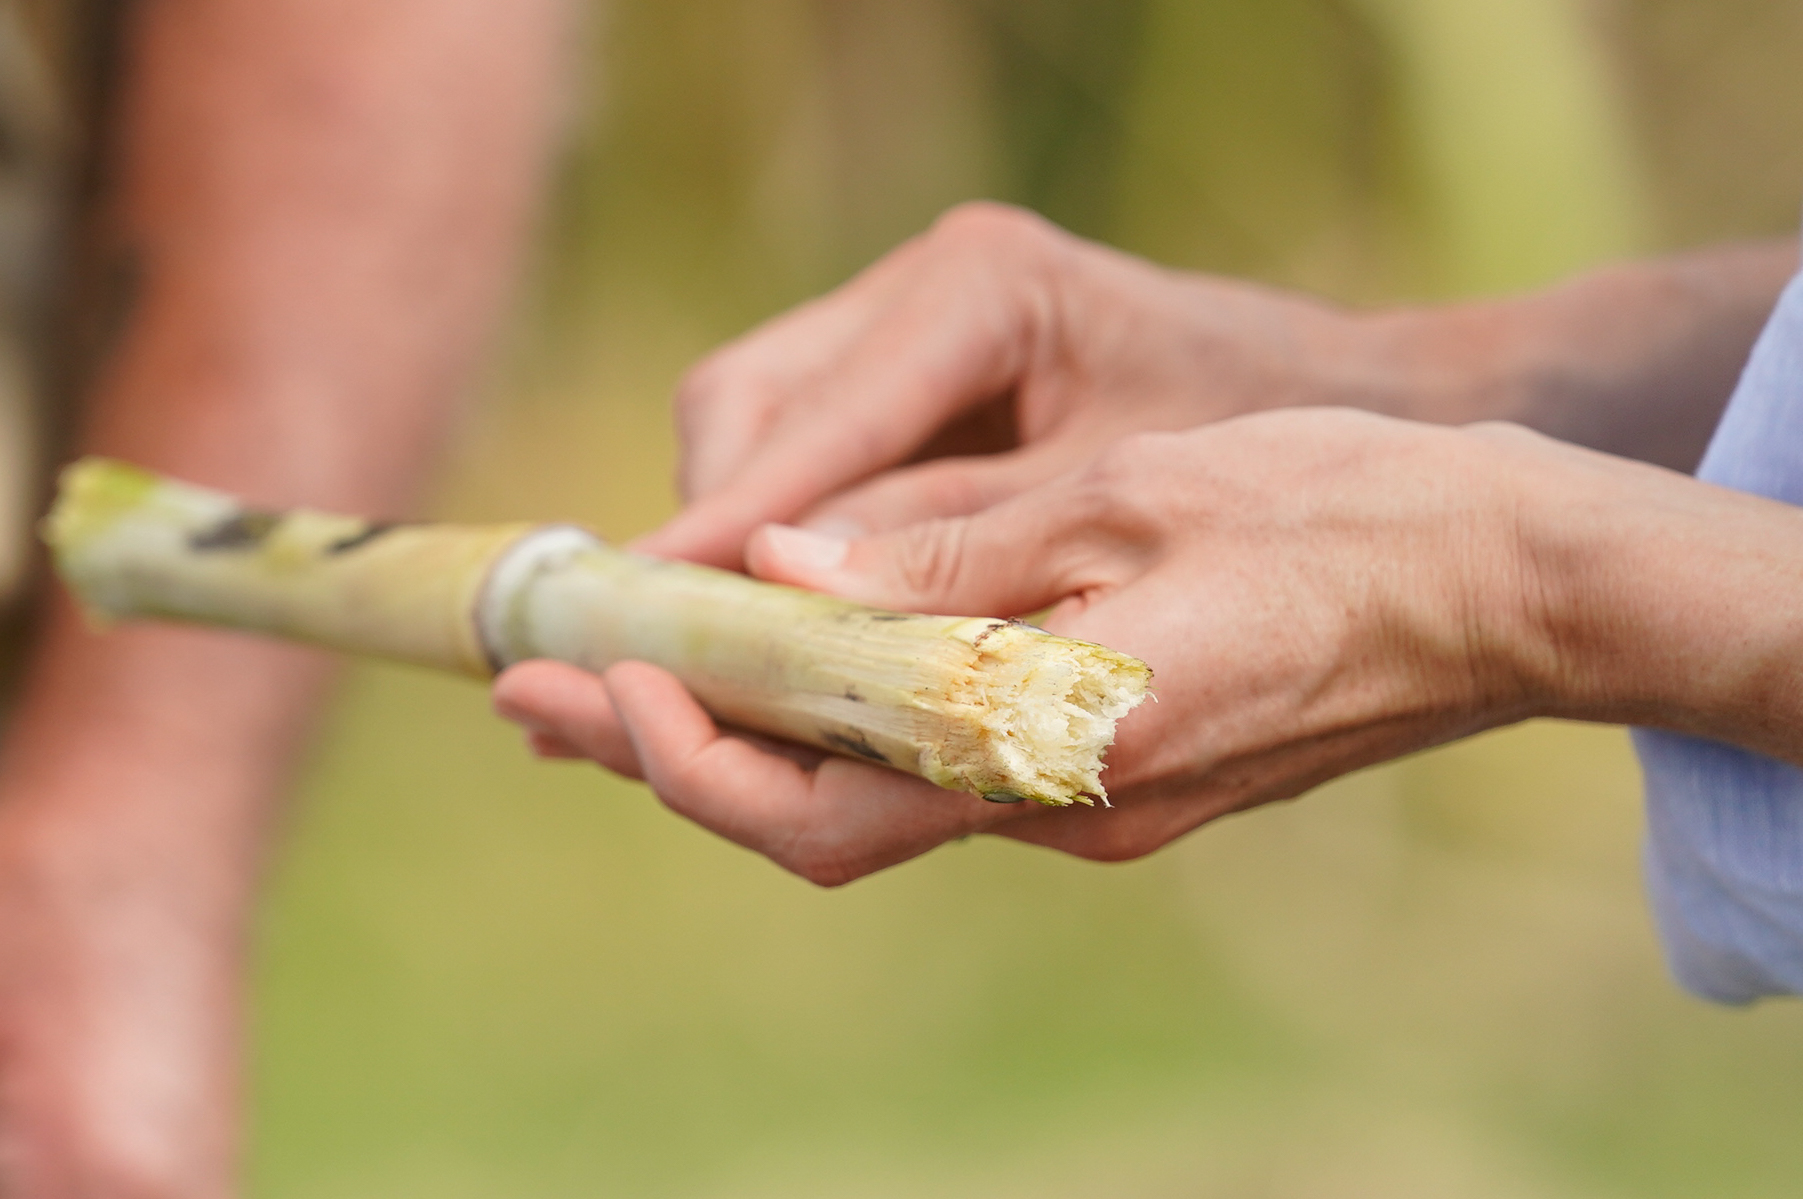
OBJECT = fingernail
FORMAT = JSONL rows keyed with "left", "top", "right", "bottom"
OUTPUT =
{"left": 761, "top": 524, "right": 848, "bottom": 573}
{"left": 803, "top": 515, "right": 866, "bottom": 540}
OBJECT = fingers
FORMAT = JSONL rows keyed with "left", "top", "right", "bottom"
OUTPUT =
{"left": 673, "top": 286, "right": 897, "bottom": 501}
{"left": 525, "top": 729, "right": 587, "bottom": 760}
{"left": 492, "top": 661, "right": 644, "bottom": 779}
{"left": 497, "top": 659, "right": 1034, "bottom": 884}
{"left": 991, "top": 792, "right": 1232, "bottom": 863}
{"left": 603, "top": 662, "right": 1011, "bottom": 885}
{"left": 642, "top": 204, "right": 1070, "bottom": 568}
{"left": 643, "top": 300, "right": 1021, "bottom": 566}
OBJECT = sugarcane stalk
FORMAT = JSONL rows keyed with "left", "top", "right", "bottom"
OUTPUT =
{"left": 43, "top": 458, "right": 1150, "bottom": 805}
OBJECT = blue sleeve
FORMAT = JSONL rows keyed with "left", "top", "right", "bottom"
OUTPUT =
{"left": 1636, "top": 730, "right": 1803, "bottom": 1002}
{"left": 1633, "top": 267, "right": 1803, "bottom": 1003}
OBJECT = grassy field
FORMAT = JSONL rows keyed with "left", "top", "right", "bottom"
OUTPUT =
{"left": 249, "top": 2, "right": 1803, "bottom": 1194}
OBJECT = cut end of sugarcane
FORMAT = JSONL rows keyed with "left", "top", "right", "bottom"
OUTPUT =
{"left": 42, "top": 457, "right": 221, "bottom": 622}
{"left": 42, "top": 458, "right": 160, "bottom": 579}
{"left": 928, "top": 619, "right": 1151, "bottom": 807}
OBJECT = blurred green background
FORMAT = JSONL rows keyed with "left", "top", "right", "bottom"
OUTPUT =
{"left": 249, "top": 2, "right": 1803, "bottom": 1195}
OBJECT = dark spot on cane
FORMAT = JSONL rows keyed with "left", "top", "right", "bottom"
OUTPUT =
{"left": 326, "top": 522, "right": 400, "bottom": 554}
{"left": 822, "top": 729, "right": 889, "bottom": 764}
{"left": 971, "top": 620, "right": 1009, "bottom": 648}
{"left": 843, "top": 687, "right": 866, "bottom": 703}
{"left": 867, "top": 613, "right": 908, "bottom": 622}
{"left": 189, "top": 510, "right": 280, "bottom": 551}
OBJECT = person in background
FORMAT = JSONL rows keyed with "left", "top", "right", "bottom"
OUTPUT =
{"left": 495, "top": 200, "right": 1803, "bottom": 1003}
{"left": 0, "top": 1, "right": 572, "bottom": 1194}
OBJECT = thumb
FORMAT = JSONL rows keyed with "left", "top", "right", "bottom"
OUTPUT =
{"left": 746, "top": 495, "right": 1096, "bottom": 618}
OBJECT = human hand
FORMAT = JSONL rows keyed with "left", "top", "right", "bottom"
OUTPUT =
{"left": 642, "top": 202, "right": 1393, "bottom": 568}
{"left": 502, "top": 407, "right": 1678, "bottom": 882}
{"left": 645, "top": 205, "right": 1796, "bottom": 572}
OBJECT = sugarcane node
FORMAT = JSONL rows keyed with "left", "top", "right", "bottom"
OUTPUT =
{"left": 970, "top": 620, "right": 1009, "bottom": 648}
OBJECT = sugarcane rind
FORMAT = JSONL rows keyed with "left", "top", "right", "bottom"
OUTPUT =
{"left": 44, "top": 458, "right": 1155, "bottom": 804}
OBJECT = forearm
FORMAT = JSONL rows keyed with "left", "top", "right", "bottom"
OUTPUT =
{"left": 5, "top": 0, "right": 570, "bottom": 861}
{"left": 1508, "top": 448, "right": 1803, "bottom": 761}
{"left": 1362, "top": 239, "right": 1797, "bottom": 471}
{"left": 7, "top": 0, "right": 571, "bottom": 1036}
{"left": 2, "top": 602, "right": 325, "bottom": 890}
{"left": 0, "top": 4, "right": 571, "bottom": 1187}
{"left": 87, "top": 0, "right": 571, "bottom": 507}
{"left": 1624, "top": 490, "right": 1803, "bottom": 761}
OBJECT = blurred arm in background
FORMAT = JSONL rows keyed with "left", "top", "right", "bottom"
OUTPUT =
{"left": 0, "top": 1, "right": 570, "bottom": 1194}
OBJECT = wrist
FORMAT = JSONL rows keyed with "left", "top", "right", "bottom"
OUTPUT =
{"left": 1334, "top": 302, "right": 1539, "bottom": 427}
{"left": 1506, "top": 439, "right": 1803, "bottom": 754}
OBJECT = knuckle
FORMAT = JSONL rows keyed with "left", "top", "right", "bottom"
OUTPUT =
{"left": 1465, "top": 419, "right": 1541, "bottom": 448}
{"left": 1069, "top": 433, "right": 1183, "bottom": 532}
{"left": 1093, "top": 430, "right": 1177, "bottom": 476}
{"left": 673, "top": 352, "right": 735, "bottom": 417}
{"left": 887, "top": 518, "right": 971, "bottom": 603}
{"left": 930, "top": 200, "right": 1057, "bottom": 257}
{"left": 1070, "top": 450, "right": 1129, "bottom": 506}
{"left": 1065, "top": 798, "right": 1211, "bottom": 863}
{"left": 905, "top": 462, "right": 994, "bottom": 517}
{"left": 1069, "top": 823, "right": 1160, "bottom": 863}
{"left": 674, "top": 343, "right": 784, "bottom": 426}
{"left": 783, "top": 844, "right": 861, "bottom": 889}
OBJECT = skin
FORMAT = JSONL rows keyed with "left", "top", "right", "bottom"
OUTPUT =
{"left": 0, "top": 1, "right": 570, "bottom": 1195}
{"left": 494, "top": 202, "right": 1801, "bottom": 886}
{"left": 638, "top": 203, "right": 1794, "bottom": 566}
